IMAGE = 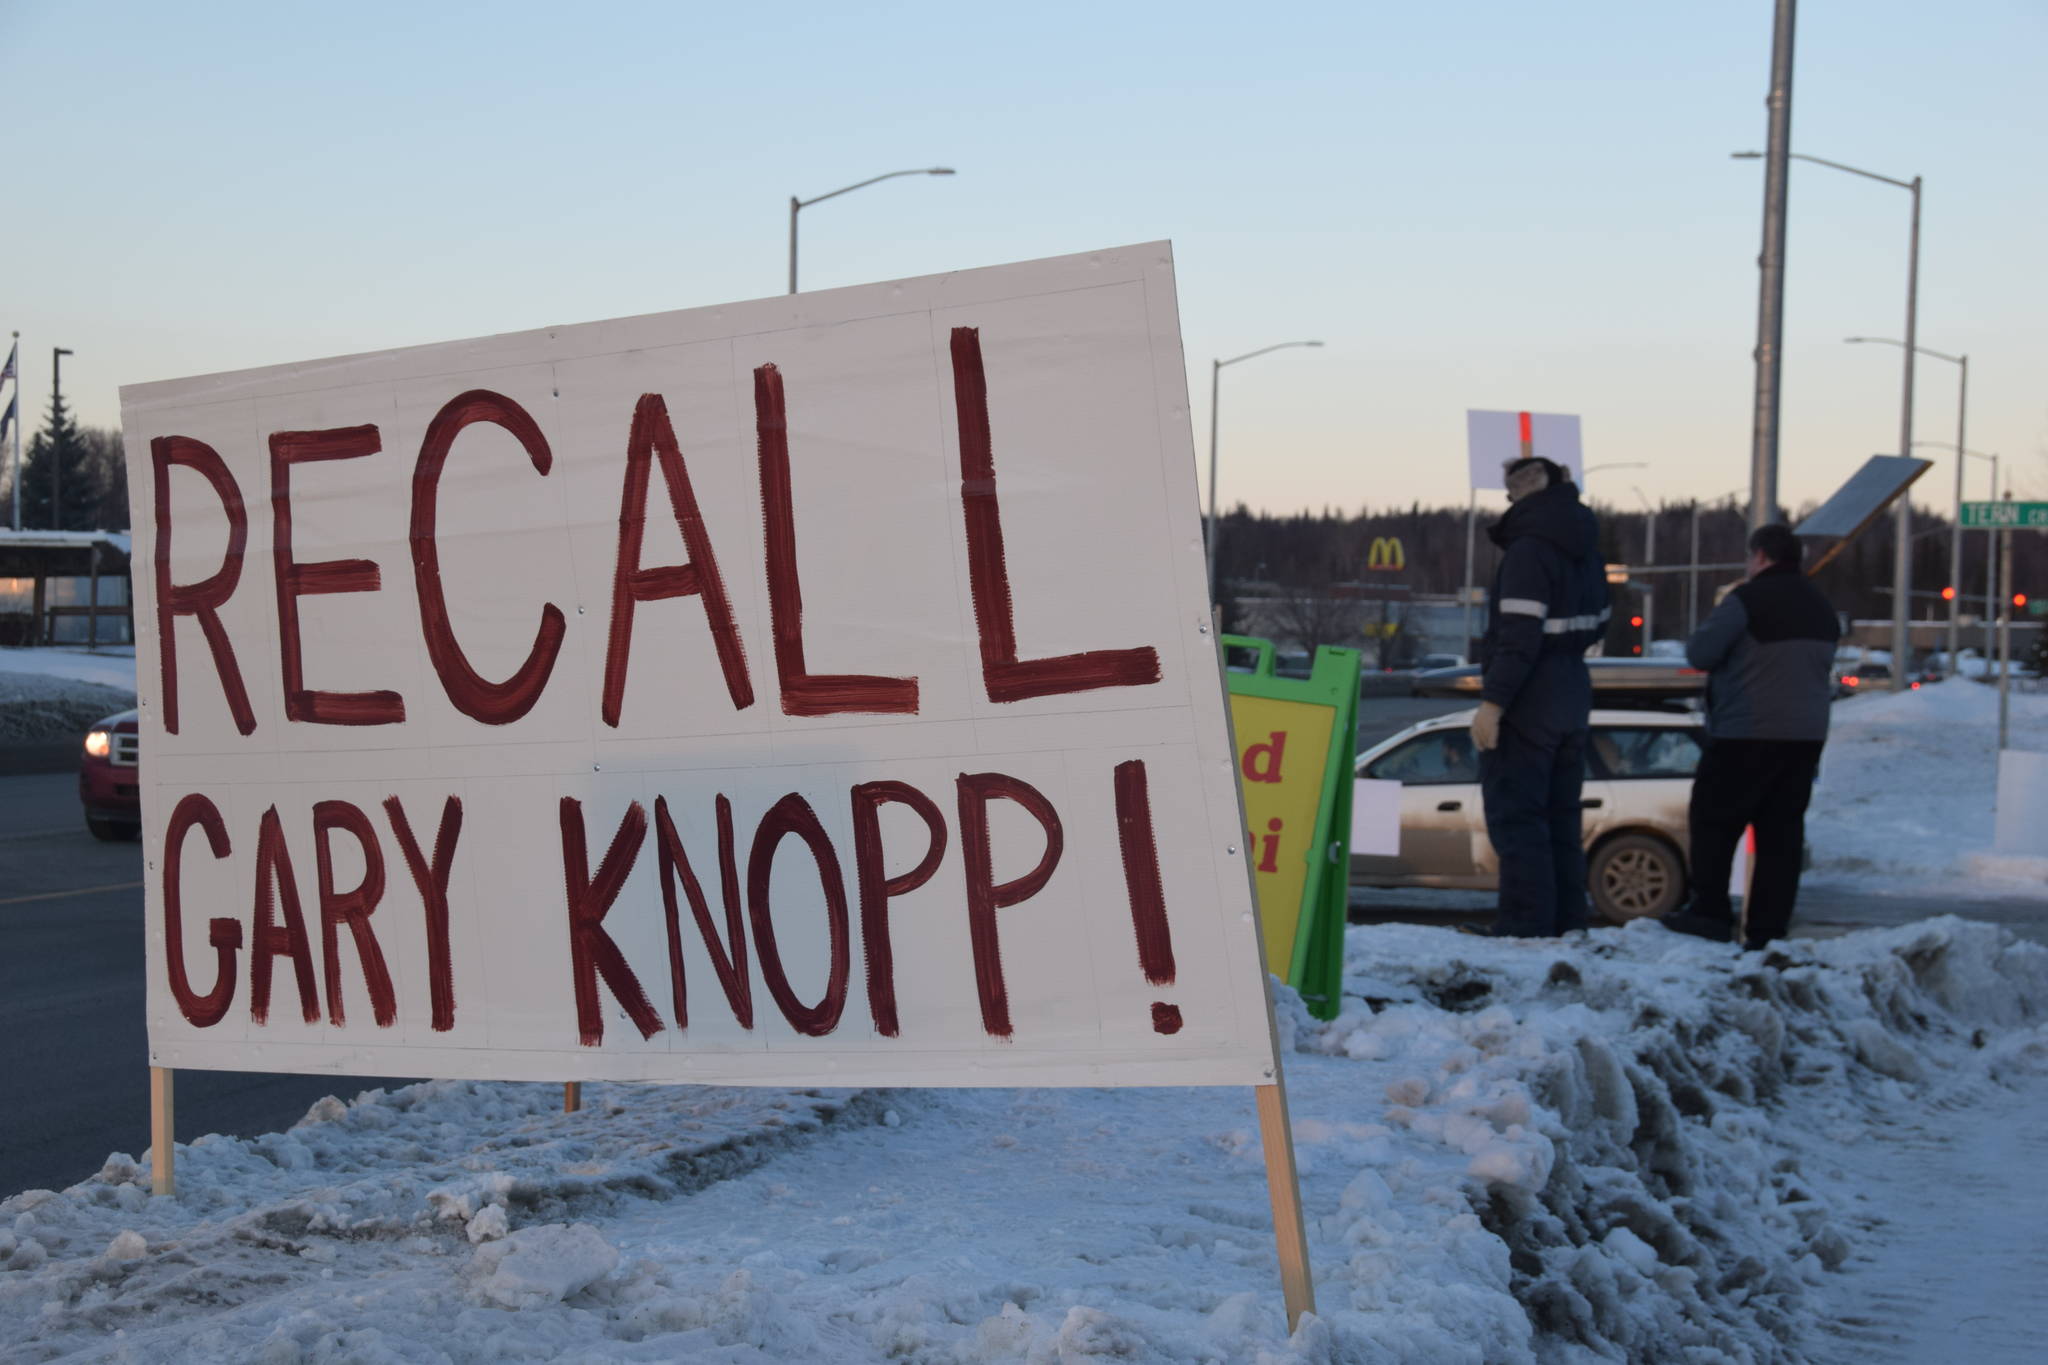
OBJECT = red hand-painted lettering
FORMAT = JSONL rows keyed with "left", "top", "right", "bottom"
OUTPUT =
{"left": 411, "top": 391, "right": 565, "bottom": 725}
{"left": 152, "top": 437, "right": 256, "bottom": 735}
{"left": 162, "top": 793, "right": 242, "bottom": 1027}
{"left": 603, "top": 394, "right": 753, "bottom": 726}
{"left": 948, "top": 328, "right": 1161, "bottom": 703}
{"left": 270, "top": 426, "right": 405, "bottom": 726}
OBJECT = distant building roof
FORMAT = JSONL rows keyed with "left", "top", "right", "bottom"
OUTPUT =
{"left": 0, "top": 529, "right": 132, "bottom": 575}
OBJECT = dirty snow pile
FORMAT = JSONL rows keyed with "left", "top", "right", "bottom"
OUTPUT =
{"left": 0, "top": 647, "right": 135, "bottom": 745}
{"left": 1806, "top": 678, "right": 2047, "bottom": 892}
{"left": 4, "top": 918, "right": 2045, "bottom": 1363}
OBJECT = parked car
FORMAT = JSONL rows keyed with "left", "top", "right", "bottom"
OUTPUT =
{"left": 79, "top": 708, "right": 141, "bottom": 841}
{"left": 1352, "top": 708, "right": 1704, "bottom": 923}
{"left": 1411, "top": 657, "right": 1706, "bottom": 712}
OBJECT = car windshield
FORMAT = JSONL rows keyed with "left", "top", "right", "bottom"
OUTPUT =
{"left": 1365, "top": 730, "right": 1479, "bottom": 785}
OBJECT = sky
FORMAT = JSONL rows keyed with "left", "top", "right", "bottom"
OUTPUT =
{"left": 1, "top": 0, "right": 2042, "bottom": 518}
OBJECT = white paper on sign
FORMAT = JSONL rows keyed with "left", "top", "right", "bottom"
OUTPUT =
{"left": 1350, "top": 780, "right": 1404, "bottom": 857}
{"left": 119, "top": 242, "right": 1277, "bottom": 1091}
{"left": 1466, "top": 410, "right": 1585, "bottom": 489}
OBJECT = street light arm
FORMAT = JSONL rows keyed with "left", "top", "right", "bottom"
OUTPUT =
{"left": 1845, "top": 336, "right": 1964, "bottom": 367}
{"left": 796, "top": 167, "right": 955, "bottom": 210}
{"left": 1735, "top": 150, "right": 1915, "bottom": 191}
{"left": 1217, "top": 340, "right": 1323, "bottom": 369}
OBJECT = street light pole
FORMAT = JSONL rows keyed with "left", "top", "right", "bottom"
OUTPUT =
{"left": 1737, "top": 150, "right": 1923, "bottom": 690}
{"left": 1855, "top": 339, "right": 1965, "bottom": 672}
{"left": 1632, "top": 488, "right": 1656, "bottom": 645}
{"left": 787, "top": 167, "right": 955, "bottom": 295}
{"left": 51, "top": 347, "right": 73, "bottom": 532}
{"left": 1205, "top": 340, "right": 1323, "bottom": 597}
{"left": 1744, "top": 0, "right": 1798, "bottom": 533}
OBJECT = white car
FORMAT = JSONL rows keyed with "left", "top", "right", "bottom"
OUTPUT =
{"left": 1352, "top": 708, "right": 1703, "bottom": 923}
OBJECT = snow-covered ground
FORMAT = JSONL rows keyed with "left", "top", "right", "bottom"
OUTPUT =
{"left": 1807, "top": 679, "right": 2048, "bottom": 894}
{"left": 3, "top": 918, "right": 2044, "bottom": 1363}
{"left": 0, "top": 646, "right": 137, "bottom": 694}
{"left": 0, "top": 648, "right": 137, "bottom": 746}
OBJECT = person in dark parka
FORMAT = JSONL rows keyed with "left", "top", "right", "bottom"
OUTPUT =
{"left": 1663, "top": 523, "right": 1840, "bottom": 950}
{"left": 1468, "top": 457, "right": 1611, "bottom": 937}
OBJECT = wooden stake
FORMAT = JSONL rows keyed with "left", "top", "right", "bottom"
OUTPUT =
{"left": 1256, "top": 1075, "right": 1316, "bottom": 1331}
{"left": 149, "top": 1067, "right": 175, "bottom": 1198}
{"left": 562, "top": 1082, "right": 581, "bottom": 1113}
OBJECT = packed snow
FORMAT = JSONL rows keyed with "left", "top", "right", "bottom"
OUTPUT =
{"left": 4, "top": 917, "right": 2044, "bottom": 1362}
{"left": 0, "top": 646, "right": 137, "bottom": 695}
{"left": 1807, "top": 678, "right": 2048, "bottom": 893}
{"left": 0, "top": 648, "right": 136, "bottom": 746}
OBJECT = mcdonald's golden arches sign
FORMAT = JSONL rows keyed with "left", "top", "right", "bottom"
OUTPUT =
{"left": 1365, "top": 536, "right": 1405, "bottom": 572}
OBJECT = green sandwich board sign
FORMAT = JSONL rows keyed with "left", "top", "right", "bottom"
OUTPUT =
{"left": 1219, "top": 636, "right": 1361, "bottom": 1020}
{"left": 1962, "top": 501, "right": 2048, "bottom": 530}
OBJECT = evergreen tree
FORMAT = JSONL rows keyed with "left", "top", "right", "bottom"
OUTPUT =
{"left": 18, "top": 391, "right": 99, "bottom": 530}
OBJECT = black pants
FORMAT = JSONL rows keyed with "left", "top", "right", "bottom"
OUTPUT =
{"left": 1479, "top": 724, "right": 1589, "bottom": 937}
{"left": 1686, "top": 737, "right": 1823, "bottom": 949}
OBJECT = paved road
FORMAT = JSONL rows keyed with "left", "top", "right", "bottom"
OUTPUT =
{"left": 0, "top": 771, "right": 408, "bottom": 1197}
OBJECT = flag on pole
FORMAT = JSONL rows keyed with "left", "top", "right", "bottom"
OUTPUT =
{"left": 0, "top": 393, "right": 14, "bottom": 444}
{"left": 0, "top": 340, "right": 15, "bottom": 384}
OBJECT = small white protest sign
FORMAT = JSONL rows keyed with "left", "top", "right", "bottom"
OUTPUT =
{"left": 1350, "top": 780, "right": 1404, "bottom": 857}
{"left": 121, "top": 243, "right": 1276, "bottom": 1090}
{"left": 1466, "top": 410, "right": 1584, "bottom": 489}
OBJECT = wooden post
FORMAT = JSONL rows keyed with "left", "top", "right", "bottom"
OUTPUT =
{"left": 562, "top": 1082, "right": 581, "bottom": 1113}
{"left": 1255, "top": 1074, "right": 1316, "bottom": 1331}
{"left": 150, "top": 1067, "right": 175, "bottom": 1197}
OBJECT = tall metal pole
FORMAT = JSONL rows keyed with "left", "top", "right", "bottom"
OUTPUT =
{"left": 1946, "top": 356, "right": 1967, "bottom": 673}
{"left": 1632, "top": 489, "right": 1657, "bottom": 645}
{"left": 1747, "top": 0, "right": 1797, "bottom": 533}
{"left": 1998, "top": 511, "right": 2013, "bottom": 750}
{"left": 1985, "top": 455, "right": 1999, "bottom": 662}
{"left": 1689, "top": 501, "right": 1702, "bottom": 636}
{"left": 1462, "top": 489, "right": 1478, "bottom": 654}
{"left": 1204, "top": 341, "right": 1322, "bottom": 597}
{"left": 8, "top": 330, "right": 19, "bottom": 531}
{"left": 1205, "top": 359, "right": 1223, "bottom": 597}
{"left": 788, "top": 196, "right": 800, "bottom": 295}
{"left": 1889, "top": 177, "right": 1921, "bottom": 690}
{"left": 51, "top": 347, "right": 73, "bottom": 533}
{"left": 786, "top": 167, "right": 956, "bottom": 296}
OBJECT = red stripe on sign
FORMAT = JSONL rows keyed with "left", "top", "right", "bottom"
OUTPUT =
{"left": 1518, "top": 411, "right": 1533, "bottom": 458}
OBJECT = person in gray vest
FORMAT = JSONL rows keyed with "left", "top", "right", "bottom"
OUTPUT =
{"left": 1663, "top": 523, "right": 1840, "bottom": 950}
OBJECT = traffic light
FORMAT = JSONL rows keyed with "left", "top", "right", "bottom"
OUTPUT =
{"left": 1630, "top": 615, "right": 1644, "bottom": 628}
{"left": 1941, "top": 585, "right": 1957, "bottom": 602}
{"left": 1628, "top": 615, "right": 1644, "bottom": 655}
{"left": 2016, "top": 593, "right": 2030, "bottom": 610}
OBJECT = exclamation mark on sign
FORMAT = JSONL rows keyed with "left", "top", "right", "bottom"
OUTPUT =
{"left": 1113, "top": 759, "right": 1181, "bottom": 1034}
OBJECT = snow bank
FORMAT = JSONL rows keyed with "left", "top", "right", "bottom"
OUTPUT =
{"left": 5, "top": 918, "right": 2044, "bottom": 1362}
{"left": 0, "top": 645, "right": 137, "bottom": 693}
{"left": 1808, "top": 679, "right": 2048, "bottom": 893}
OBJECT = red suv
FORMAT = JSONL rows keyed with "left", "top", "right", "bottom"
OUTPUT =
{"left": 79, "top": 708, "right": 141, "bottom": 841}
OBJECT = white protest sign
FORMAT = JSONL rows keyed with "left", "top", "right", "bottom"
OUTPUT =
{"left": 1350, "top": 780, "right": 1403, "bottom": 857}
{"left": 1466, "top": 410, "right": 1584, "bottom": 489}
{"left": 121, "top": 243, "right": 1278, "bottom": 1089}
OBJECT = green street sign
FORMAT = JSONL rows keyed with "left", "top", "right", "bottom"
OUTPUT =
{"left": 1961, "top": 501, "right": 2048, "bottom": 530}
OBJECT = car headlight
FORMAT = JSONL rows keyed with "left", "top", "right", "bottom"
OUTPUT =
{"left": 84, "top": 730, "right": 112, "bottom": 759}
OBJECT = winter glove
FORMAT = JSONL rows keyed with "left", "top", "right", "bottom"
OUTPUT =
{"left": 1470, "top": 701, "right": 1504, "bottom": 752}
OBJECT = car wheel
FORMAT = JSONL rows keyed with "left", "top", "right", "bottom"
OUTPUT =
{"left": 86, "top": 814, "right": 138, "bottom": 842}
{"left": 1589, "top": 833, "right": 1685, "bottom": 923}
